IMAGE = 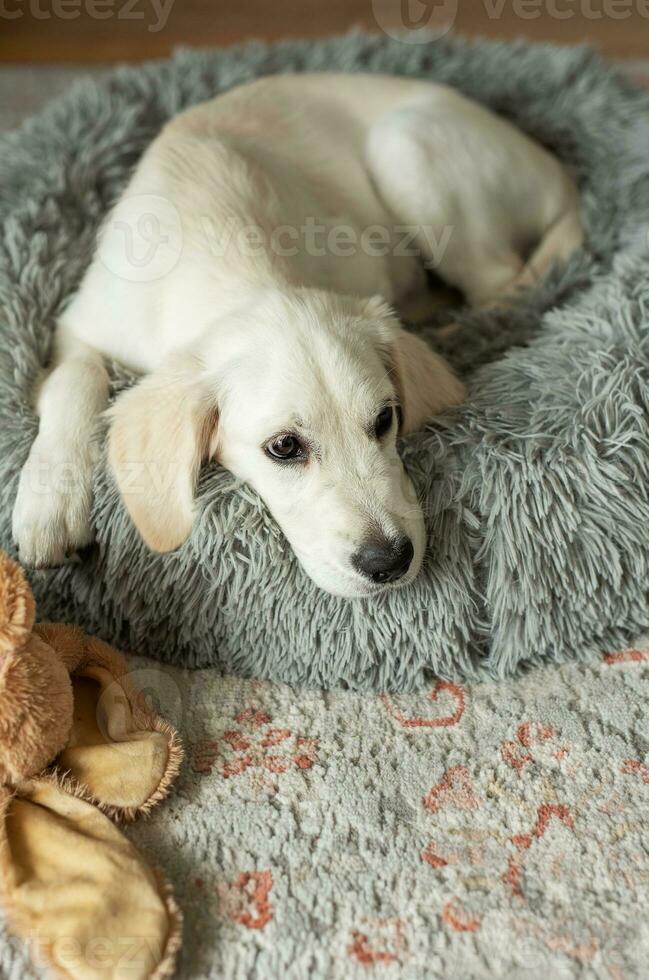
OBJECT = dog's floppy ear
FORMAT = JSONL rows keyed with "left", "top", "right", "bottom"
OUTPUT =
{"left": 107, "top": 356, "right": 218, "bottom": 552}
{"left": 388, "top": 327, "right": 465, "bottom": 434}
{"left": 363, "top": 296, "right": 465, "bottom": 434}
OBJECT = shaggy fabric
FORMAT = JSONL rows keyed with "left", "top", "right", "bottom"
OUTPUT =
{"left": 3, "top": 641, "right": 649, "bottom": 978}
{"left": 2, "top": 35, "right": 649, "bottom": 690}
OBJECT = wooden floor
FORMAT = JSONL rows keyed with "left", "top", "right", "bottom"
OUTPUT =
{"left": 2, "top": 0, "right": 649, "bottom": 64}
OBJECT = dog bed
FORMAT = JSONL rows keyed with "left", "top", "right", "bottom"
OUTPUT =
{"left": 2, "top": 34, "right": 649, "bottom": 691}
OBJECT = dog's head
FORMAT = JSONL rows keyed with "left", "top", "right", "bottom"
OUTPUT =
{"left": 107, "top": 289, "right": 464, "bottom": 597}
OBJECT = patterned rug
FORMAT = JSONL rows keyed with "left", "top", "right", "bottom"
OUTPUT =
{"left": 4, "top": 641, "right": 647, "bottom": 978}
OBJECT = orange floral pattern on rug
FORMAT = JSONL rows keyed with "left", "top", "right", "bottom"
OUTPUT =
{"left": 218, "top": 871, "right": 274, "bottom": 930}
{"left": 381, "top": 680, "right": 466, "bottom": 729}
{"left": 441, "top": 899, "right": 481, "bottom": 933}
{"left": 191, "top": 706, "right": 318, "bottom": 780}
{"left": 423, "top": 765, "right": 482, "bottom": 814}
{"left": 603, "top": 648, "right": 649, "bottom": 664}
{"left": 171, "top": 642, "right": 649, "bottom": 976}
{"left": 501, "top": 721, "right": 563, "bottom": 772}
{"left": 620, "top": 759, "right": 649, "bottom": 784}
{"left": 347, "top": 918, "right": 407, "bottom": 965}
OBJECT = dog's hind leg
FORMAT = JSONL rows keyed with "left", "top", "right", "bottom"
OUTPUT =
{"left": 365, "top": 89, "right": 582, "bottom": 311}
{"left": 12, "top": 328, "right": 110, "bottom": 567}
{"left": 502, "top": 209, "right": 584, "bottom": 298}
{"left": 430, "top": 207, "right": 584, "bottom": 339}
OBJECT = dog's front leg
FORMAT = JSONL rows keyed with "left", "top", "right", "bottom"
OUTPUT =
{"left": 12, "top": 330, "right": 109, "bottom": 567}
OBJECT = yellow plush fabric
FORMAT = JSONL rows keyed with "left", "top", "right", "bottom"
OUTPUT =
{"left": 60, "top": 663, "right": 181, "bottom": 819}
{"left": 0, "top": 550, "right": 183, "bottom": 979}
{"left": 0, "top": 778, "right": 180, "bottom": 980}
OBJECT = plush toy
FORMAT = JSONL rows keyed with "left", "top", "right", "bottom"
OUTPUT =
{"left": 0, "top": 550, "right": 183, "bottom": 979}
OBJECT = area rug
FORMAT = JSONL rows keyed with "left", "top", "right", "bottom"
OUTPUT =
{"left": 1, "top": 640, "right": 647, "bottom": 978}
{"left": 3, "top": 34, "right": 649, "bottom": 690}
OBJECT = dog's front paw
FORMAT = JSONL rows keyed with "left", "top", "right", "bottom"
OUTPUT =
{"left": 12, "top": 440, "right": 96, "bottom": 568}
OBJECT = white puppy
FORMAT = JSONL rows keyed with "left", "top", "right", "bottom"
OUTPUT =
{"left": 12, "top": 73, "right": 582, "bottom": 597}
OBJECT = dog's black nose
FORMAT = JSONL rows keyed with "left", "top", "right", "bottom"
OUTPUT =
{"left": 352, "top": 535, "right": 414, "bottom": 585}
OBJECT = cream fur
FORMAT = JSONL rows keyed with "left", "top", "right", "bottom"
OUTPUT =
{"left": 12, "top": 73, "right": 582, "bottom": 597}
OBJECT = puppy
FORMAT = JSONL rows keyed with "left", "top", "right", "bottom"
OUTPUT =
{"left": 12, "top": 73, "right": 582, "bottom": 597}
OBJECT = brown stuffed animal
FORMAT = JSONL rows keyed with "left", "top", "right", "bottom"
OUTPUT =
{"left": 0, "top": 550, "right": 183, "bottom": 979}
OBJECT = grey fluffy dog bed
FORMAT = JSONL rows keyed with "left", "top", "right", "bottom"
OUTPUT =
{"left": 2, "top": 33, "right": 649, "bottom": 690}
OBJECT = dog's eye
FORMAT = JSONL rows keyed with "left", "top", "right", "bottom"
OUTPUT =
{"left": 374, "top": 406, "right": 393, "bottom": 438}
{"left": 265, "top": 434, "right": 305, "bottom": 461}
